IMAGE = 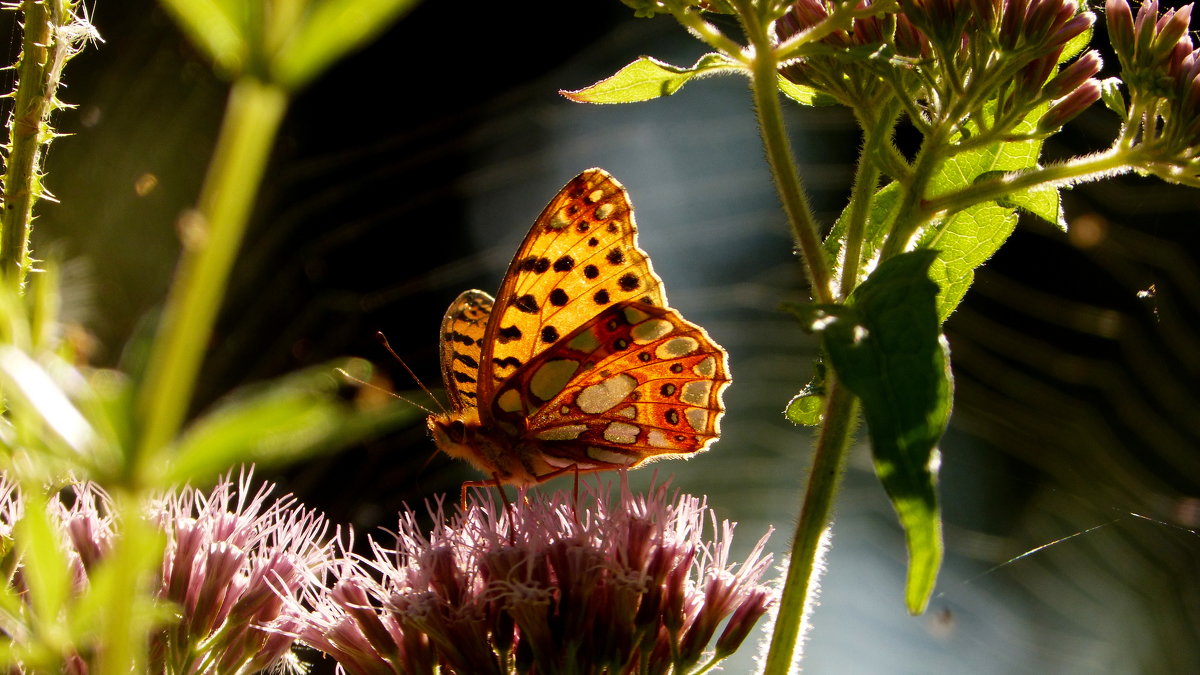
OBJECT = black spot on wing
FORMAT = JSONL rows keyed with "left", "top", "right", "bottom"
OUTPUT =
{"left": 453, "top": 353, "right": 479, "bottom": 369}
{"left": 445, "top": 331, "right": 475, "bottom": 346}
{"left": 515, "top": 294, "right": 539, "bottom": 313}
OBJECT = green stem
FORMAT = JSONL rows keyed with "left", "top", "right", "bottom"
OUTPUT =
{"left": 96, "top": 488, "right": 161, "bottom": 675}
{"left": 762, "top": 378, "right": 859, "bottom": 674}
{"left": 1, "top": 0, "right": 56, "bottom": 291}
{"left": 134, "top": 78, "right": 288, "bottom": 476}
{"left": 921, "top": 147, "right": 1133, "bottom": 222}
{"left": 838, "top": 106, "right": 894, "bottom": 299}
{"left": 877, "top": 123, "right": 950, "bottom": 261}
{"left": 669, "top": 5, "right": 750, "bottom": 62}
{"left": 736, "top": 0, "right": 834, "bottom": 303}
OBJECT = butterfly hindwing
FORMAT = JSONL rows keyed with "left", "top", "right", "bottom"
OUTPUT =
{"left": 489, "top": 301, "right": 729, "bottom": 470}
{"left": 438, "top": 289, "right": 493, "bottom": 412}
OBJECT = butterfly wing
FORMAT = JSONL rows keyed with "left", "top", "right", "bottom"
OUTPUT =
{"left": 438, "top": 289, "right": 494, "bottom": 412}
{"left": 490, "top": 301, "right": 729, "bottom": 470}
{"left": 477, "top": 168, "right": 668, "bottom": 408}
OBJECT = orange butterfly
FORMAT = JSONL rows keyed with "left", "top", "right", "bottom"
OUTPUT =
{"left": 428, "top": 169, "right": 730, "bottom": 487}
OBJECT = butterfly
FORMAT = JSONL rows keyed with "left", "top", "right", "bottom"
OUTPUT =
{"left": 427, "top": 168, "right": 730, "bottom": 488}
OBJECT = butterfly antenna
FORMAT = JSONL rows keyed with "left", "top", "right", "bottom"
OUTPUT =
{"left": 376, "top": 331, "right": 447, "bottom": 414}
{"left": 416, "top": 447, "right": 443, "bottom": 479}
{"left": 334, "top": 368, "right": 437, "bottom": 416}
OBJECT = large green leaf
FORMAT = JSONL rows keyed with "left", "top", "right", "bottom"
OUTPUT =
{"left": 0, "top": 346, "right": 98, "bottom": 460}
{"left": 274, "top": 0, "right": 423, "bottom": 89}
{"left": 159, "top": 0, "right": 420, "bottom": 88}
{"left": 819, "top": 251, "right": 951, "bottom": 613}
{"left": 164, "top": 358, "right": 419, "bottom": 486}
{"left": 157, "top": 0, "right": 245, "bottom": 75}
{"left": 15, "top": 491, "right": 73, "bottom": 640}
{"left": 560, "top": 54, "right": 742, "bottom": 104}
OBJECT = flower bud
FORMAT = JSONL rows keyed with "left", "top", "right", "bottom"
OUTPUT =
{"left": 1106, "top": 0, "right": 1136, "bottom": 57}
{"left": 1045, "top": 50, "right": 1103, "bottom": 100}
{"left": 1037, "top": 78, "right": 1102, "bottom": 131}
{"left": 969, "top": 0, "right": 1001, "bottom": 30}
{"left": 715, "top": 589, "right": 773, "bottom": 657}
{"left": 1152, "top": 5, "right": 1193, "bottom": 59}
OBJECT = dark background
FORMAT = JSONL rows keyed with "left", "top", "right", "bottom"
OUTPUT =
{"left": 14, "top": 1, "right": 1200, "bottom": 672}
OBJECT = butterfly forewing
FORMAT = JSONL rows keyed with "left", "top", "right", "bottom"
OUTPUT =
{"left": 479, "top": 169, "right": 668, "bottom": 405}
{"left": 438, "top": 290, "right": 494, "bottom": 412}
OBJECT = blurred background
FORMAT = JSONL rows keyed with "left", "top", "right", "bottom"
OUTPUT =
{"left": 12, "top": 1, "right": 1200, "bottom": 672}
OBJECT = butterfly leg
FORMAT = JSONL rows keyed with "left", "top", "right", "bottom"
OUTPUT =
{"left": 570, "top": 466, "right": 582, "bottom": 526}
{"left": 459, "top": 474, "right": 519, "bottom": 544}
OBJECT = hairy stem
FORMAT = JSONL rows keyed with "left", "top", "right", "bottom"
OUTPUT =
{"left": 839, "top": 106, "right": 896, "bottom": 299}
{"left": 134, "top": 78, "right": 288, "bottom": 474}
{"left": 736, "top": 0, "right": 834, "bottom": 303}
{"left": 762, "top": 378, "right": 859, "bottom": 674}
{"left": 1, "top": 0, "right": 61, "bottom": 291}
{"left": 669, "top": 5, "right": 750, "bottom": 62}
{"left": 878, "top": 123, "right": 951, "bottom": 260}
{"left": 921, "top": 147, "right": 1133, "bottom": 220}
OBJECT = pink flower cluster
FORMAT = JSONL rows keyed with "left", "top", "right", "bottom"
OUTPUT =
{"left": 0, "top": 474, "right": 776, "bottom": 674}
{"left": 776, "top": 0, "right": 1102, "bottom": 130}
{"left": 1107, "top": 0, "right": 1200, "bottom": 168}
{"left": 299, "top": 481, "right": 776, "bottom": 675}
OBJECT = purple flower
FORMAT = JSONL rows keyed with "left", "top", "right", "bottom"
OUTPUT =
{"left": 775, "top": 0, "right": 1097, "bottom": 123}
{"left": 1106, "top": 0, "right": 1200, "bottom": 178}
{"left": 150, "top": 472, "right": 332, "bottom": 673}
{"left": 0, "top": 471, "right": 332, "bottom": 674}
{"left": 297, "top": 479, "right": 776, "bottom": 674}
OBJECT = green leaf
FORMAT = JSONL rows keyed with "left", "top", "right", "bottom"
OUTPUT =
{"left": 73, "top": 498, "right": 168, "bottom": 674}
{"left": 784, "top": 361, "right": 827, "bottom": 426}
{"left": 275, "top": 0, "right": 422, "bottom": 89}
{"left": 819, "top": 251, "right": 950, "bottom": 613}
{"left": 15, "top": 491, "right": 73, "bottom": 640}
{"left": 0, "top": 346, "right": 97, "bottom": 459}
{"left": 778, "top": 76, "right": 828, "bottom": 106}
{"left": 924, "top": 202, "right": 1017, "bottom": 321}
{"left": 1059, "top": 18, "right": 1093, "bottom": 64}
{"left": 995, "top": 178, "right": 1065, "bottom": 230}
{"left": 919, "top": 104, "right": 1052, "bottom": 318}
{"left": 158, "top": 0, "right": 246, "bottom": 75}
{"left": 1099, "top": 77, "right": 1127, "bottom": 118}
{"left": 163, "top": 358, "right": 420, "bottom": 486}
{"left": 560, "top": 54, "right": 742, "bottom": 104}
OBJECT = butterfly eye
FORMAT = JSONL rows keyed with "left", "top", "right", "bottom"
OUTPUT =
{"left": 447, "top": 419, "right": 467, "bottom": 442}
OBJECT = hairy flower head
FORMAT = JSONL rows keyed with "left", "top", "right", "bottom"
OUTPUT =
{"left": 298, "top": 479, "right": 776, "bottom": 674}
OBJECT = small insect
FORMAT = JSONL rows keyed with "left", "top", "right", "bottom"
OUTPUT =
{"left": 428, "top": 168, "right": 730, "bottom": 488}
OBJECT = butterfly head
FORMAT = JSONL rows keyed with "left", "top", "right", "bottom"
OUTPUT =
{"left": 427, "top": 410, "right": 539, "bottom": 486}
